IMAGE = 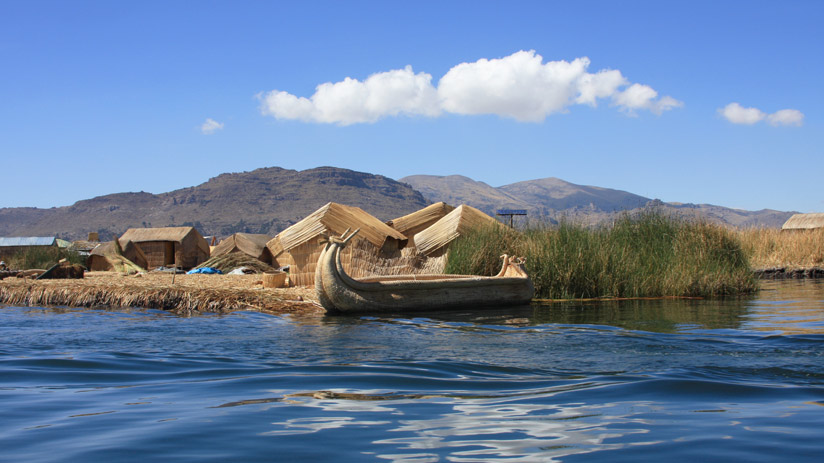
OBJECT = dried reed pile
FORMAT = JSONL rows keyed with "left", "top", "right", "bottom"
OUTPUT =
{"left": 195, "top": 252, "right": 277, "bottom": 274}
{"left": 737, "top": 228, "right": 824, "bottom": 270}
{"left": 350, "top": 239, "right": 447, "bottom": 276}
{"left": 104, "top": 255, "right": 146, "bottom": 274}
{"left": 0, "top": 272, "right": 321, "bottom": 316}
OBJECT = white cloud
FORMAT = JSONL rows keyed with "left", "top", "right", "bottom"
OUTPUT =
{"left": 719, "top": 103, "right": 804, "bottom": 127}
{"left": 767, "top": 109, "right": 804, "bottom": 126}
{"left": 201, "top": 118, "right": 224, "bottom": 134}
{"left": 437, "top": 52, "right": 589, "bottom": 121}
{"left": 575, "top": 68, "right": 628, "bottom": 106}
{"left": 612, "top": 83, "right": 685, "bottom": 115}
{"left": 260, "top": 50, "right": 682, "bottom": 124}
{"left": 718, "top": 103, "right": 766, "bottom": 125}
{"left": 260, "top": 65, "right": 440, "bottom": 125}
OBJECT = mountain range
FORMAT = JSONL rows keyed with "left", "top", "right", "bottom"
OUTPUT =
{"left": 399, "top": 175, "right": 794, "bottom": 228}
{"left": 0, "top": 166, "right": 794, "bottom": 241}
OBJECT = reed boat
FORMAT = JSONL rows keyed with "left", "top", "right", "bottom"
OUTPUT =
{"left": 315, "top": 229, "right": 534, "bottom": 313}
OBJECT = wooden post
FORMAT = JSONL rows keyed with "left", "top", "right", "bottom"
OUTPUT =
{"left": 496, "top": 209, "right": 527, "bottom": 229}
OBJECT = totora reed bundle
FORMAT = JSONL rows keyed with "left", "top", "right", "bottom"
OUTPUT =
{"left": 0, "top": 272, "right": 320, "bottom": 316}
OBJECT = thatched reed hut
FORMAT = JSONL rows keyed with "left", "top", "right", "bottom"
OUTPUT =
{"left": 266, "top": 202, "right": 408, "bottom": 286}
{"left": 782, "top": 213, "right": 824, "bottom": 231}
{"left": 387, "top": 202, "right": 454, "bottom": 248}
{"left": 210, "top": 233, "right": 274, "bottom": 266}
{"left": 119, "top": 227, "right": 209, "bottom": 270}
{"left": 0, "top": 237, "right": 57, "bottom": 260}
{"left": 87, "top": 240, "right": 148, "bottom": 271}
{"left": 414, "top": 205, "right": 503, "bottom": 258}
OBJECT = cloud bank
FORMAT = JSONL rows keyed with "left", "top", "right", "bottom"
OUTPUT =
{"left": 201, "top": 118, "right": 224, "bottom": 134}
{"left": 260, "top": 50, "right": 682, "bottom": 125}
{"left": 719, "top": 103, "right": 804, "bottom": 127}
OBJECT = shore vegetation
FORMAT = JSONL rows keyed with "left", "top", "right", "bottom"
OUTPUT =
{"left": 445, "top": 212, "right": 758, "bottom": 299}
{"left": 3, "top": 247, "right": 86, "bottom": 271}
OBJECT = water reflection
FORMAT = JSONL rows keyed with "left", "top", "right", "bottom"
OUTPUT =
{"left": 741, "top": 280, "right": 824, "bottom": 335}
{"left": 261, "top": 389, "right": 660, "bottom": 460}
{"left": 322, "top": 279, "right": 824, "bottom": 336}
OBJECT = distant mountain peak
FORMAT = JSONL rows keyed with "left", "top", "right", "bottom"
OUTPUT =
{"left": 401, "top": 174, "right": 793, "bottom": 228}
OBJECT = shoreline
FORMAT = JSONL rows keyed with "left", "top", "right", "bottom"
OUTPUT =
{"left": 1, "top": 267, "right": 822, "bottom": 316}
{"left": 753, "top": 267, "right": 824, "bottom": 279}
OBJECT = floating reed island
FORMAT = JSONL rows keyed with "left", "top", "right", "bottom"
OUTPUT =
{"left": 0, "top": 272, "right": 321, "bottom": 316}
{"left": 2, "top": 204, "right": 822, "bottom": 316}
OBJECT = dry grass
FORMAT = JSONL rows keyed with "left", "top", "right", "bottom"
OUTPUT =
{"left": 0, "top": 271, "right": 322, "bottom": 316}
{"left": 736, "top": 228, "right": 824, "bottom": 270}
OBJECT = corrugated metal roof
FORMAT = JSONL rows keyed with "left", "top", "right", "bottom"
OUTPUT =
{"left": 0, "top": 236, "right": 57, "bottom": 247}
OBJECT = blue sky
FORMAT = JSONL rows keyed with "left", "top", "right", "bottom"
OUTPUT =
{"left": 1, "top": 0, "right": 821, "bottom": 212}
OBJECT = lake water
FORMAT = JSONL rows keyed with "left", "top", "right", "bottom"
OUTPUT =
{"left": 1, "top": 280, "right": 823, "bottom": 462}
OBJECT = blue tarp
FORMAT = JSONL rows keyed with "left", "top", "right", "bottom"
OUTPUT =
{"left": 186, "top": 267, "right": 223, "bottom": 275}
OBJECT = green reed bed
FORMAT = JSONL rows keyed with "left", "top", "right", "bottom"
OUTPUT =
{"left": 445, "top": 212, "right": 757, "bottom": 299}
{"left": 4, "top": 247, "right": 86, "bottom": 271}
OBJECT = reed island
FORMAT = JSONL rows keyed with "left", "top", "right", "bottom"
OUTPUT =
{"left": 1, "top": 204, "right": 822, "bottom": 315}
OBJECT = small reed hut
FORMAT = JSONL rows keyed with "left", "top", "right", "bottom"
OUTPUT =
{"left": 414, "top": 205, "right": 503, "bottom": 258}
{"left": 386, "top": 202, "right": 455, "bottom": 248}
{"left": 0, "top": 237, "right": 57, "bottom": 260}
{"left": 266, "top": 202, "right": 408, "bottom": 286}
{"left": 210, "top": 233, "right": 274, "bottom": 266}
{"left": 119, "top": 227, "right": 210, "bottom": 270}
{"left": 781, "top": 213, "right": 824, "bottom": 231}
{"left": 87, "top": 240, "right": 148, "bottom": 272}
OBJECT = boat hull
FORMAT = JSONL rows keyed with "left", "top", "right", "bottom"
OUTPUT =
{"left": 315, "top": 230, "right": 534, "bottom": 313}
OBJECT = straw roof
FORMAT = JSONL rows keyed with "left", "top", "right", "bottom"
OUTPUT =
{"left": 90, "top": 240, "right": 148, "bottom": 267}
{"left": 269, "top": 202, "right": 408, "bottom": 255}
{"left": 211, "top": 233, "right": 272, "bottom": 260}
{"left": 782, "top": 213, "right": 824, "bottom": 230}
{"left": 90, "top": 240, "right": 140, "bottom": 258}
{"left": 414, "top": 204, "right": 502, "bottom": 256}
{"left": 119, "top": 227, "right": 209, "bottom": 255}
{"left": 387, "top": 202, "right": 455, "bottom": 241}
{"left": 87, "top": 240, "right": 148, "bottom": 272}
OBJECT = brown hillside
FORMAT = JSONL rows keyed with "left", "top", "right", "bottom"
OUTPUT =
{"left": 0, "top": 167, "right": 429, "bottom": 240}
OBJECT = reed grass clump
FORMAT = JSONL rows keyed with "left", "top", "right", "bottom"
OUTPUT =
{"left": 4, "top": 247, "right": 86, "bottom": 270}
{"left": 445, "top": 212, "right": 757, "bottom": 299}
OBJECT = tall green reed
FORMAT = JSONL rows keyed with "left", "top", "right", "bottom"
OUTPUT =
{"left": 444, "top": 211, "right": 757, "bottom": 299}
{"left": 4, "top": 247, "right": 86, "bottom": 270}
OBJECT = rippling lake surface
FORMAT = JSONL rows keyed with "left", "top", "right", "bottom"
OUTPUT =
{"left": 2, "top": 280, "right": 823, "bottom": 462}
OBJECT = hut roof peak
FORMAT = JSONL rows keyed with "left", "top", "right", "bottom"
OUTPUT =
{"left": 782, "top": 213, "right": 824, "bottom": 230}
{"left": 273, "top": 202, "right": 407, "bottom": 253}
{"left": 413, "top": 204, "right": 501, "bottom": 256}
